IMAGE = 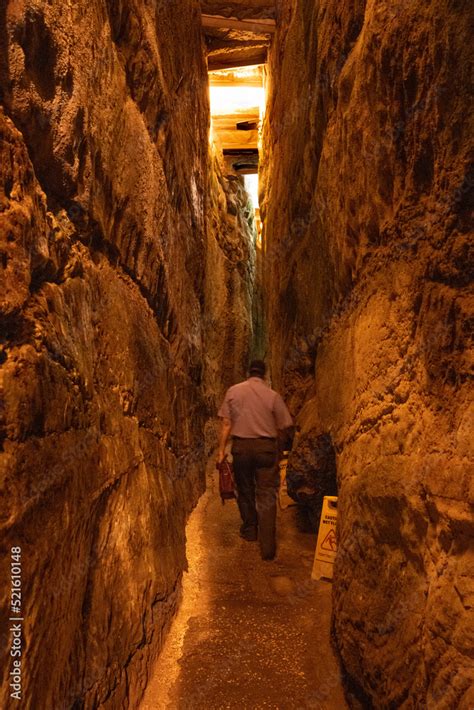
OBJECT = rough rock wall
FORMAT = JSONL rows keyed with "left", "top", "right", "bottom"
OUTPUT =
{"left": 261, "top": 0, "right": 473, "bottom": 707}
{"left": 0, "top": 1, "right": 254, "bottom": 707}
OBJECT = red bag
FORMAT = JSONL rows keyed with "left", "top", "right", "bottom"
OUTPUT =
{"left": 216, "top": 457, "right": 236, "bottom": 504}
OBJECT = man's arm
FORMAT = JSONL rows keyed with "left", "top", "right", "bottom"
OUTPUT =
{"left": 273, "top": 393, "right": 294, "bottom": 453}
{"left": 217, "top": 417, "right": 232, "bottom": 464}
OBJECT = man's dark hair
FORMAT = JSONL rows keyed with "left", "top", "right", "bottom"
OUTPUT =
{"left": 248, "top": 359, "right": 266, "bottom": 378}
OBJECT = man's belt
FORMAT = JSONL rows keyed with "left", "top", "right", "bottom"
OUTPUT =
{"left": 233, "top": 436, "right": 276, "bottom": 441}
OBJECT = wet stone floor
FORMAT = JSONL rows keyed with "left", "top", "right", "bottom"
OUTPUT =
{"left": 140, "top": 459, "right": 348, "bottom": 710}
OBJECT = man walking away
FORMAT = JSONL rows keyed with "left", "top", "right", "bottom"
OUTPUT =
{"left": 217, "top": 360, "right": 294, "bottom": 561}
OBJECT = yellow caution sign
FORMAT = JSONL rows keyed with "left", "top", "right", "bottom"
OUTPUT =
{"left": 278, "top": 451, "right": 294, "bottom": 509}
{"left": 311, "top": 496, "right": 338, "bottom": 581}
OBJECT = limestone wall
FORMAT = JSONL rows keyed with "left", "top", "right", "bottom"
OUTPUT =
{"left": 0, "top": 1, "right": 254, "bottom": 707}
{"left": 261, "top": 0, "right": 473, "bottom": 706}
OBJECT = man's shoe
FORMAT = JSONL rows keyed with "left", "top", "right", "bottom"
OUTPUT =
{"left": 239, "top": 526, "right": 258, "bottom": 542}
{"left": 260, "top": 546, "right": 276, "bottom": 560}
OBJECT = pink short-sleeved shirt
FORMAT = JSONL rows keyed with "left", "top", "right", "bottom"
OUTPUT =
{"left": 218, "top": 377, "right": 293, "bottom": 438}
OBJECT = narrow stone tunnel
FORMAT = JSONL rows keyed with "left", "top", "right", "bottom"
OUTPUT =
{"left": 0, "top": 1, "right": 473, "bottom": 709}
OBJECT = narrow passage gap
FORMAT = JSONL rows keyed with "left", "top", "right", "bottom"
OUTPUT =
{"left": 141, "top": 48, "right": 347, "bottom": 708}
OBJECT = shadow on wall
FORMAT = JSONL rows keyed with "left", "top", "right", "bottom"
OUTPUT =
{"left": 0, "top": 4, "right": 9, "bottom": 105}
{"left": 286, "top": 430, "right": 337, "bottom": 532}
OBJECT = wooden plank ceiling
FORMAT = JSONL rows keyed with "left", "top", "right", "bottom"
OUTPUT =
{"left": 209, "top": 66, "right": 264, "bottom": 156}
{"left": 203, "top": 3, "right": 273, "bottom": 169}
{"left": 201, "top": 1, "right": 275, "bottom": 71}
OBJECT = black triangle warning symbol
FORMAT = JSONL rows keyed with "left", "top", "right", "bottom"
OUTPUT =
{"left": 321, "top": 528, "right": 337, "bottom": 552}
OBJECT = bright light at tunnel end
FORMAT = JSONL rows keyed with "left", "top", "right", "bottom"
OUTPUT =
{"left": 244, "top": 174, "right": 259, "bottom": 207}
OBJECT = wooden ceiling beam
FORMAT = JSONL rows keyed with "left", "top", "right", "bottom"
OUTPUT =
{"left": 208, "top": 53, "right": 268, "bottom": 71}
{"left": 209, "top": 75, "right": 263, "bottom": 87}
{"left": 202, "top": 14, "right": 276, "bottom": 34}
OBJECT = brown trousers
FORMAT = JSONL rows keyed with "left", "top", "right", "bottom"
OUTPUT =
{"left": 231, "top": 437, "right": 279, "bottom": 559}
